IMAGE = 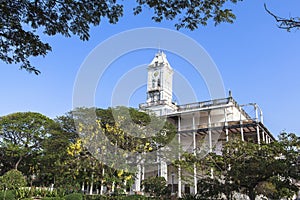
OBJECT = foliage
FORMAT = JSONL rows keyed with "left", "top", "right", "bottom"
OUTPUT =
{"left": 180, "top": 132, "right": 300, "bottom": 200}
{"left": 84, "top": 195, "right": 153, "bottom": 200}
{"left": 0, "top": 169, "right": 26, "bottom": 190}
{"left": 142, "top": 176, "right": 169, "bottom": 198}
{"left": 64, "top": 193, "right": 83, "bottom": 200}
{"left": 0, "top": 112, "right": 56, "bottom": 173}
{"left": 15, "top": 187, "right": 61, "bottom": 199}
{"left": 15, "top": 187, "right": 32, "bottom": 199}
{"left": 83, "top": 195, "right": 106, "bottom": 200}
{"left": 181, "top": 193, "right": 201, "bottom": 200}
{"left": 42, "top": 197, "right": 65, "bottom": 200}
{"left": 0, "top": 190, "right": 16, "bottom": 200}
{"left": 0, "top": 190, "right": 17, "bottom": 200}
{"left": 0, "top": 0, "right": 242, "bottom": 74}
{"left": 69, "top": 106, "right": 176, "bottom": 193}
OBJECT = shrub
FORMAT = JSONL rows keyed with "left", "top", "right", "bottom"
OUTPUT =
{"left": 42, "top": 197, "right": 65, "bottom": 200}
{"left": 142, "top": 177, "right": 170, "bottom": 198}
{"left": 15, "top": 187, "right": 32, "bottom": 199}
{"left": 0, "top": 170, "right": 26, "bottom": 190}
{"left": 64, "top": 193, "right": 83, "bottom": 200}
{"left": 118, "top": 195, "right": 150, "bottom": 200}
{"left": 0, "top": 190, "right": 16, "bottom": 200}
{"left": 84, "top": 195, "right": 107, "bottom": 200}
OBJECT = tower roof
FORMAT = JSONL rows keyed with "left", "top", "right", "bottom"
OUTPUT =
{"left": 149, "top": 51, "right": 172, "bottom": 69}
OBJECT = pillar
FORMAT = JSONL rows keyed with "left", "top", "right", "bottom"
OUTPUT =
{"left": 100, "top": 168, "right": 105, "bottom": 195}
{"left": 256, "top": 125, "right": 260, "bottom": 144}
{"left": 208, "top": 111, "right": 212, "bottom": 152}
{"left": 239, "top": 108, "right": 244, "bottom": 141}
{"left": 178, "top": 116, "right": 182, "bottom": 198}
{"left": 224, "top": 108, "right": 229, "bottom": 142}
{"left": 192, "top": 114, "right": 197, "bottom": 194}
{"left": 135, "top": 164, "right": 141, "bottom": 192}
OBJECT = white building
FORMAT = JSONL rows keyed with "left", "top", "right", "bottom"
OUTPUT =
{"left": 136, "top": 51, "right": 275, "bottom": 197}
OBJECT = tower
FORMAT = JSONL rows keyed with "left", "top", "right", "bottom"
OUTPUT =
{"left": 140, "top": 51, "right": 177, "bottom": 116}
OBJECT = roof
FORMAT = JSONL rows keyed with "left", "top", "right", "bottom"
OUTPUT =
{"left": 149, "top": 51, "right": 172, "bottom": 70}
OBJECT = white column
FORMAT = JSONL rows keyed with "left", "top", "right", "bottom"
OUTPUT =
{"left": 100, "top": 168, "right": 105, "bottom": 195}
{"left": 240, "top": 121, "right": 244, "bottom": 141}
{"left": 262, "top": 130, "right": 265, "bottom": 143}
{"left": 141, "top": 163, "right": 145, "bottom": 181}
{"left": 178, "top": 116, "right": 182, "bottom": 198}
{"left": 89, "top": 174, "right": 94, "bottom": 195}
{"left": 192, "top": 114, "right": 197, "bottom": 194}
{"left": 256, "top": 125, "right": 260, "bottom": 144}
{"left": 239, "top": 108, "right": 244, "bottom": 141}
{"left": 224, "top": 108, "right": 229, "bottom": 142}
{"left": 208, "top": 111, "right": 212, "bottom": 152}
{"left": 161, "top": 160, "right": 168, "bottom": 182}
{"left": 82, "top": 168, "right": 86, "bottom": 193}
{"left": 135, "top": 164, "right": 141, "bottom": 192}
{"left": 141, "top": 163, "right": 145, "bottom": 195}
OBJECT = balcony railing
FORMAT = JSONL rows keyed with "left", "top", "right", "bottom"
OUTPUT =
{"left": 177, "top": 98, "right": 230, "bottom": 111}
{"left": 139, "top": 100, "right": 168, "bottom": 109}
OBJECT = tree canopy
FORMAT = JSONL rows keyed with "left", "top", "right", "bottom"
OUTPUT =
{"left": 0, "top": 107, "right": 177, "bottom": 194}
{"left": 180, "top": 132, "right": 300, "bottom": 200}
{"left": 0, "top": 0, "right": 242, "bottom": 74}
{"left": 0, "top": 112, "right": 55, "bottom": 172}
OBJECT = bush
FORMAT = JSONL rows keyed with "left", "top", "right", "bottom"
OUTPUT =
{"left": 83, "top": 194, "right": 155, "bottom": 200}
{"left": 15, "top": 187, "right": 32, "bottom": 199}
{"left": 142, "top": 177, "right": 170, "bottom": 198}
{"left": 84, "top": 195, "right": 107, "bottom": 200}
{"left": 64, "top": 193, "right": 83, "bottom": 200}
{"left": 117, "top": 195, "right": 150, "bottom": 200}
{"left": 42, "top": 197, "right": 65, "bottom": 200}
{"left": 0, "top": 170, "right": 26, "bottom": 190}
{"left": 0, "top": 190, "right": 16, "bottom": 200}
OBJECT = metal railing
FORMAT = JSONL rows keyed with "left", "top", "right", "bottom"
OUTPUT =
{"left": 177, "top": 98, "right": 230, "bottom": 111}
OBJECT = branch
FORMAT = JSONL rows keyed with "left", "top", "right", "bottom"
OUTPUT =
{"left": 264, "top": 3, "right": 300, "bottom": 31}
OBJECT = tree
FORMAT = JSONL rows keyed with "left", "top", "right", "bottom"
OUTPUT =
{"left": 180, "top": 132, "right": 300, "bottom": 200}
{"left": 0, "top": 0, "right": 242, "bottom": 74}
{"left": 63, "top": 106, "right": 177, "bottom": 194}
{"left": 0, "top": 169, "right": 27, "bottom": 190}
{"left": 0, "top": 112, "right": 56, "bottom": 173}
{"left": 142, "top": 176, "right": 169, "bottom": 198}
{"left": 265, "top": 4, "right": 300, "bottom": 32}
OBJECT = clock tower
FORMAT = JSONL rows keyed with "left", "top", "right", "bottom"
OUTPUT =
{"left": 140, "top": 51, "right": 177, "bottom": 116}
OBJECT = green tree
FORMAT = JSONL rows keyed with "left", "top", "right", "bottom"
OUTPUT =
{"left": 0, "top": 112, "right": 56, "bottom": 174}
{"left": 181, "top": 132, "right": 300, "bottom": 200}
{"left": 142, "top": 176, "right": 169, "bottom": 198}
{"left": 0, "top": 169, "right": 27, "bottom": 190}
{"left": 68, "top": 106, "right": 176, "bottom": 193}
{"left": 0, "top": 0, "right": 242, "bottom": 74}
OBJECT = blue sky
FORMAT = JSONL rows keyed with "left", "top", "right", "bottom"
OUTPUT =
{"left": 1, "top": 0, "right": 300, "bottom": 137}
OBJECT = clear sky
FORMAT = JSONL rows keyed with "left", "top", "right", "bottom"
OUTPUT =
{"left": 1, "top": 0, "right": 300, "bottom": 137}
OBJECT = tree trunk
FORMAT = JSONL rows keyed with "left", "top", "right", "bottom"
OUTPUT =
{"left": 15, "top": 156, "right": 23, "bottom": 170}
{"left": 248, "top": 188, "right": 255, "bottom": 200}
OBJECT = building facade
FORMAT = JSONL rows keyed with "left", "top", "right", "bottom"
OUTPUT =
{"left": 136, "top": 51, "right": 275, "bottom": 197}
